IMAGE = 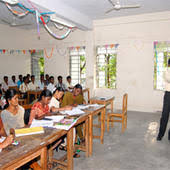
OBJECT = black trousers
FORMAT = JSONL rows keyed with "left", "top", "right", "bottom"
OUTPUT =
{"left": 158, "top": 91, "right": 170, "bottom": 138}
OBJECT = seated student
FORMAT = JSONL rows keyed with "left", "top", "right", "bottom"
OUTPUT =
{"left": 9, "top": 75, "right": 17, "bottom": 87}
{"left": 28, "top": 89, "right": 52, "bottom": 125}
{"left": 0, "top": 116, "right": 13, "bottom": 150}
{"left": 56, "top": 76, "right": 66, "bottom": 91}
{"left": 44, "top": 74, "right": 50, "bottom": 86}
{"left": 49, "top": 87, "right": 72, "bottom": 112}
{"left": 1, "top": 89, "right": 25, "bottom": 135}
{"left": 47, "top": 76, "right": 55, "bottom": 93}
{"left": 19, "top": 76, "right": 30, "bottom": 98}
{"left": 1, "top": 76, "right": 9, "bottom": 93}
{"left": 0, "top": 89, "right": 6, "bottom": 110}
{"left": 49, "top": 87, "right": 79, "bottom": 157}
{"left": 28, "top": 75, "right": 37, "bottom": 90}
{"left": 38, "top": 74, "right": 45, "bottom": 90}
{"left": 27, "top": 74, "right": 31, "bottom": 83}
{"left": 66, "top": 76, "right": 74, "bottom": 92}
{"left": 61, "top": 84, "right": 86, "bottom": 142}
{"left": 17, "top": 75, "right": 23, "bottom": 88}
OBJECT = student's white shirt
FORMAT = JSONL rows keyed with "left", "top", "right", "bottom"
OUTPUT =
{"left": 164, "top": 67, "right": 170, "bottom": 91}
{"left": 1, "top": 82, "right": 8, "bottom": 92}
{"left": 19, "top": 83, "right": 30, "bottom": 93}
{"left": 49, "top": 96, "right": 60, "bottom": 109}
{"left": 28, "top": 82, "right": 37, "bottom": 90}
{"left": 66, "top": 82, "right": 74, "bottom": 91}
{"left": 9, "top": 81, "right": 17, "bottom": 87}
{"left": 47, "top": 83, "right": 55, "bottom": 93}
{"left": 38, "top": 81, "right": 44, "bottom": 90}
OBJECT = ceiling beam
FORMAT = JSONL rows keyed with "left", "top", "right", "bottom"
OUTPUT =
{"left": 31, "top": 0, "right": 93, "bottom": 30}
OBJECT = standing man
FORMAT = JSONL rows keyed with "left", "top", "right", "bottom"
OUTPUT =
{"left": 157, "top": 58, "right": 170, "bottom": 141}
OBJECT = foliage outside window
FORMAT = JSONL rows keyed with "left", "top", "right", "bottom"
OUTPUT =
{"left": 31, "top": 50, "right": 44, "bottom": 81}
{"left": 154, "top": 41, "right": 170, "bottom": 90}
{"left": 69, "top": 47, "right": 86, "bottom": 87}
{"left": 96, "top": 44, "right": 118, "bottom": 89}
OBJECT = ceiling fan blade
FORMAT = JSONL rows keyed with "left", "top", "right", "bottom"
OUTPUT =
{"left": 108, "top": 0, "right": 115, "bottom": 6}
{"left": 105, "top": 8, "right": 115, "bottom": 14}
{"left": 120, "top": 4, "right": 141, "bottom": 9}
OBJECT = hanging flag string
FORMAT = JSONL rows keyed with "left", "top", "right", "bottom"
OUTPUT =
{"left": 44, "top": 47, "right": 54, "bottom": 59}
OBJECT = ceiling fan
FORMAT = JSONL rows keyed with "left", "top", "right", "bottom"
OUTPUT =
{"left": 1, "top": 16, "right": 32, "bottom": 27}
{"left": 106, "top": 0, "right": 141, "bottom": 13}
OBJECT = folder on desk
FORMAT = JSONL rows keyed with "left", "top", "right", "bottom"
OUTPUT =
{"left": 15, "top": 127, "right": 44, "bottom": 137}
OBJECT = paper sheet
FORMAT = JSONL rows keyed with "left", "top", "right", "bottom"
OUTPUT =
{"left": 0, "top": 136, "right": 6, "bottom": 152}
{"left": 30, "top": 119, "right": 54, "bottom": 128}
{"left": 60, "top": 108, "right": 85, "bottom": 115}
{"left": 45, "top": 115, "right": 64, "bottom": 122}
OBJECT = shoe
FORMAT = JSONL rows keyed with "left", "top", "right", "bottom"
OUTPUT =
{"left": 168, "top": 130, "right": 170, "bottom": 141}
{"left": 157, "top": 135, "right": 162, "bottom": 141}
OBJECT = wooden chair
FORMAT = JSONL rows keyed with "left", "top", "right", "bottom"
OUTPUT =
{"left": 82, "top": 88, "right": 90, "bottom": 104}
{"left": 9, "top": 86, "right": 19, "bottom": 92}
{"left": 18, "top": 99, "right": 27, "bottom": 106}
{"left": 107, "top": 93, "right": 128, "bottom": 133}
{"left": 22, "top": 104, "right": 33, "bottom": 125}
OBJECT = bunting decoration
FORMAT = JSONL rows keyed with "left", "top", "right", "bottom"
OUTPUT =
{"left": 0, "top": 0, "right": 76, "bottom": 40}
{"left": 44, "top": 47, "right": 54, "bottom": 59}
{"left": 0, "top": 49, "right": 42, "bottom": 55}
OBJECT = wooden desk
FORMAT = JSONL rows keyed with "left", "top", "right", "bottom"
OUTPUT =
{"left": 0, "top": 128, "right": 69, "bottom": 170}
{"left": 90, "top": 96, "right": 115, "bottom": 129}
{"left": 84, "top": 105, "right": 105, "bottom": 156}
{"left": 27, "top": 90, "right": 42, "bottom": 103}
{"left": 0, "top": 136, "right": 47, "bottom": 170}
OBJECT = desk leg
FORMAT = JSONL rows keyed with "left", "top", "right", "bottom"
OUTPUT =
{"left": 89, "top": 114, "right": 93, "bottom": 156}
{"left": 67, "top": 128, "right": 73, "bottom": 170}
{"left": 100, "top": 109, "right": 104, "bottom": 144}
{"left": 85, "top": 118, "right": 89, "bottom": 157}
{"left": 40, "top": 147, "right": 47, "bottom": 170}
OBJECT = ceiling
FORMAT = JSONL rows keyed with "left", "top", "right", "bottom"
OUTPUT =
{"left": 61, "top": 0, "right": 170, "bottom": 20}
{"left": 0, "top": 0, "right": 170, "bottom": 30}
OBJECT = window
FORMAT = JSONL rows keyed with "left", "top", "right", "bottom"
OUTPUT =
{"left": 31, "top": 50, "right": 44, "bottom": 81}
{"left": 154, "top": 41, "right": 170, "bottom": 90}
{"left": 96, "top": 44, "right": 118, "bottom": 89}
{"left": 69, "top": 46, "right": 86, "bottom": 87}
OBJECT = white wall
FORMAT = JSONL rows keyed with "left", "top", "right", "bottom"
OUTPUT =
{"left": 0, "top": 52, "right": 31, "bottom": 83}
{"left": 1, "top": 11, "right": 170, "bottom": 112}
{"left": 93, "top": 11, "right": 170, "bottom": 112}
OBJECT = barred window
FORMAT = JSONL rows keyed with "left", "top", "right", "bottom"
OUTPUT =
{"left": 31, "top": 50, "right": 44, "bottom": 81}
{"left": 154, "top": 41, "right": 170, "bottom": 90}
{"left": 96, "top": 44, "right": 118, "bottom": 89}
{"left": 69, "top": 47, "right": 86, "bottom": 87}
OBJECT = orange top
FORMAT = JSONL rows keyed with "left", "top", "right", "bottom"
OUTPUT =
{"left": 28, "top": 102, "right": 50, "bottom": 125}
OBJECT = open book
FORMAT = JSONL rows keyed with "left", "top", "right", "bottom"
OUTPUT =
{"left": 53, "top": 118, "right": 77, "bottom": 130}
{"left": 15, "top": 127, "right": 44, "bottom": 137}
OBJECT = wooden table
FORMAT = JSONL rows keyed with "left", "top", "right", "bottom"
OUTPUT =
{"left": 90, "top": 96, "right": 115, "bottom": 130}
{"left": 0, "top": 135, "right": 48, "bottom": 169}
{"left": 27, "top": 90, "right": 42, "bottom": 103}
{"left": 0, "top": 128, "right": 69, "bottom": 170}
{"left": 84, "top": 105, "right": 105, "bottom": 156}
{"left": 0, "top": 105, "right": 105, "bottom": 170}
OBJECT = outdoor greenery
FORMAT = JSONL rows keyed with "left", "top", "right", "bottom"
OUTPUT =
{"left": 39, "top": 57, "right": 44, "bottom": 75}
{"left": 97, "top": 53, "right": 117, "bottom": 89}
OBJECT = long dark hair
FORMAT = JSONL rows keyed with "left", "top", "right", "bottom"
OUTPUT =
{"left": 53, "top": 87, "right": 64, "bottom": 95}
{"left": 4, "top": 89, "right": 18, "bottom": 109}
{"left": 38, "top": 89, "right": 52, "bottom": 101}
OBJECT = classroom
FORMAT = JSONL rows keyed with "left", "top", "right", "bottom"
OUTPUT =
{"left": 0, "top": 0, "right": 169, "bottom": 170}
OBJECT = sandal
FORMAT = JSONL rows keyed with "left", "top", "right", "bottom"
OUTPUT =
{"left": 73, "top": 153, "right": 80, "bottom": 158}
{"left": 59, "top": 145, "right": 67, "bottom": 151}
